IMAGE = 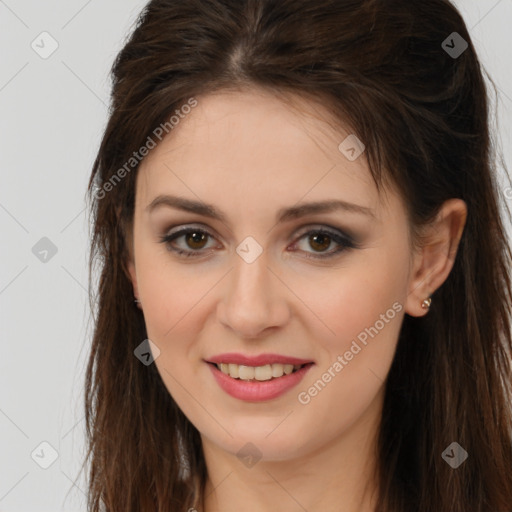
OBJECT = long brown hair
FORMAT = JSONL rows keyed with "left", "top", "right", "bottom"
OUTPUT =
{"left": 83, "top": 1, "right": 512, "bottom": 510}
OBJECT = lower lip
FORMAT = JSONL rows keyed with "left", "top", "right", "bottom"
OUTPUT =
{"left": 207, "top": 362, "right": 314, "bottom": 402}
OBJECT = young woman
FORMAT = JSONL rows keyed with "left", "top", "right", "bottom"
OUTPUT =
{"left": 83, "top": 1, "right": 512, "bottom": 510}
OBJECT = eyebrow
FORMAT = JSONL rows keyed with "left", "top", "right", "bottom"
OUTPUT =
{"left": 145, "top": 194, "right": 376, "bottom": 223}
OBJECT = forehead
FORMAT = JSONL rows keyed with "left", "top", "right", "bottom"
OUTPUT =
{"left": 136, "top": 88, "right": 392, "bottom": 219}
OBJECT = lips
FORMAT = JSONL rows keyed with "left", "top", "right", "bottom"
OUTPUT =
{"left": 207, "top": 360, "right": 315, "bottom": 401}
{"left": 206, "top": 353, "right": 314, "bottom": 366}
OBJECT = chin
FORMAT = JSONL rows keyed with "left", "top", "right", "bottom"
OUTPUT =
{"left": 207, "top": 420, "right": 309, "bottom": 462}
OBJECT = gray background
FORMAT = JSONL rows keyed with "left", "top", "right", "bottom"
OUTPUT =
{"left": 1, "top": 1, "right": 511, "bottom": 510}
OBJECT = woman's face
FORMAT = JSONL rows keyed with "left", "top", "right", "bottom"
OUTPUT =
{"left": 127, "top": 87, "right": 420, "bottom": 461}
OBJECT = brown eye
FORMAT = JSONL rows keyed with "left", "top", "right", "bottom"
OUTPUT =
{"left": 184, "top": 231, "right": 209, "bottom": 250}
{"left": 308, "top": 233, "right": 332, "bottom": 253}
{"left": 291, "top": 227, "right": 356, "bottom": 260}
{"left": 160, "top": 225, "right": 357, "bottom": 260}
{"left": 159, "top": 227, "right": 216, "bottom": 258}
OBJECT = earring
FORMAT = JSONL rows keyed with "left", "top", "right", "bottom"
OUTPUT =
{"left": 421, "top": 297, "right": 432, "bottom": 310}
{"left": 134, "top": 297, "right": 142, "bottom": 309}
{"left": 134, "top": 298, "right": 140, "bottom": 304}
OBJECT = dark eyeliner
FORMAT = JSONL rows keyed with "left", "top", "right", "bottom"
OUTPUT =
{"left": 158, "top": 225, "right": 358, "bottom": 259}
{"left": 159, "top": 227, "right": 214, "bottom": 258}
{"left": 290, "top": 227, "right": 357, "bottom": 260}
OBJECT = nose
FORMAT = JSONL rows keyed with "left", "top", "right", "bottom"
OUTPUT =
{"left": 217, "top": 250, "right": 290, "bottom": 339}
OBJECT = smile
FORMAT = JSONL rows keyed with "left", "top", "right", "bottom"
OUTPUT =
{"left": 214, "top": 362, "right": 304, "bottom": 381}
{"left": 206, "top": 361, "right": 315, "bottom": 402}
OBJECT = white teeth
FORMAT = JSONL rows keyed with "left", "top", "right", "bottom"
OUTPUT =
{"left": 215, "top": 362, "right": 303, "bottom": 381}
{"left": 283, "top": 364, "right": 294, "bottom": 375}
{"left": 254, "top": 364, "right": 271, "bottom": 381}
{"left": 238, "top": 365, "right": 255, "bottom": 380}
{"left": 228, "top": 363, "right": 239, "bottom": 378}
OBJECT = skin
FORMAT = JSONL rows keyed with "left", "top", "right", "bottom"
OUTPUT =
{"left": 126, "top": 87, "right": 467, "bottom": 512}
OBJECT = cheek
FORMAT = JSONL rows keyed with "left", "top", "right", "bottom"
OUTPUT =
{"left": 293, "top": 245, "right": 409, "bottom": 405}
{"left": 134, "top": 243, "right": 226, "bottom": 400}
{"left": 287, "top": 278, "right": 406, "bottom": 456}
{"left": 137, "top": 257, "right": 210, "bottom": 419}
{"left": 295, "top": 247, "right": 409, "bottom": 350}
{"left": 135, "top": 240, "right": 215, "bottom": 342}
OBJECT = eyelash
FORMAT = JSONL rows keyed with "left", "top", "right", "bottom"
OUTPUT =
{"left": 159, "top": 225, "right": 358, "bottom": 260}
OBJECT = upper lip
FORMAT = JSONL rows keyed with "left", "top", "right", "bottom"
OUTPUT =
{"left": 206, "top": 353, "right": 314, "bottom": 366}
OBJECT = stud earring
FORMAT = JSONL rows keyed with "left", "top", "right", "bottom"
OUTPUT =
{"left": 421, "top": 297, "right": 432, "bottom": 310}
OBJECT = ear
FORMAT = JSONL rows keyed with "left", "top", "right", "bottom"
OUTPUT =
{"left": 121, "top": 217, "right": 142, "bottom": 308}
{"left": 125, "top": 253, "right": 143, "bottom": 310}
{"left": 127, "top": 259, "right": 139, "bottom": 298}
{"left": 404, "top": 198, "right": 467, "bottom": 317}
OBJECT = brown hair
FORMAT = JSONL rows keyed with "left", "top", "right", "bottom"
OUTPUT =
{"left": 83, "top": 0, "right": 512, "bottom": 510}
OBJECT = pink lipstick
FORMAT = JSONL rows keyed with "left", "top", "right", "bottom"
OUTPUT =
{"left": 205, "top": 353, "right": 314, "bottom": 402}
